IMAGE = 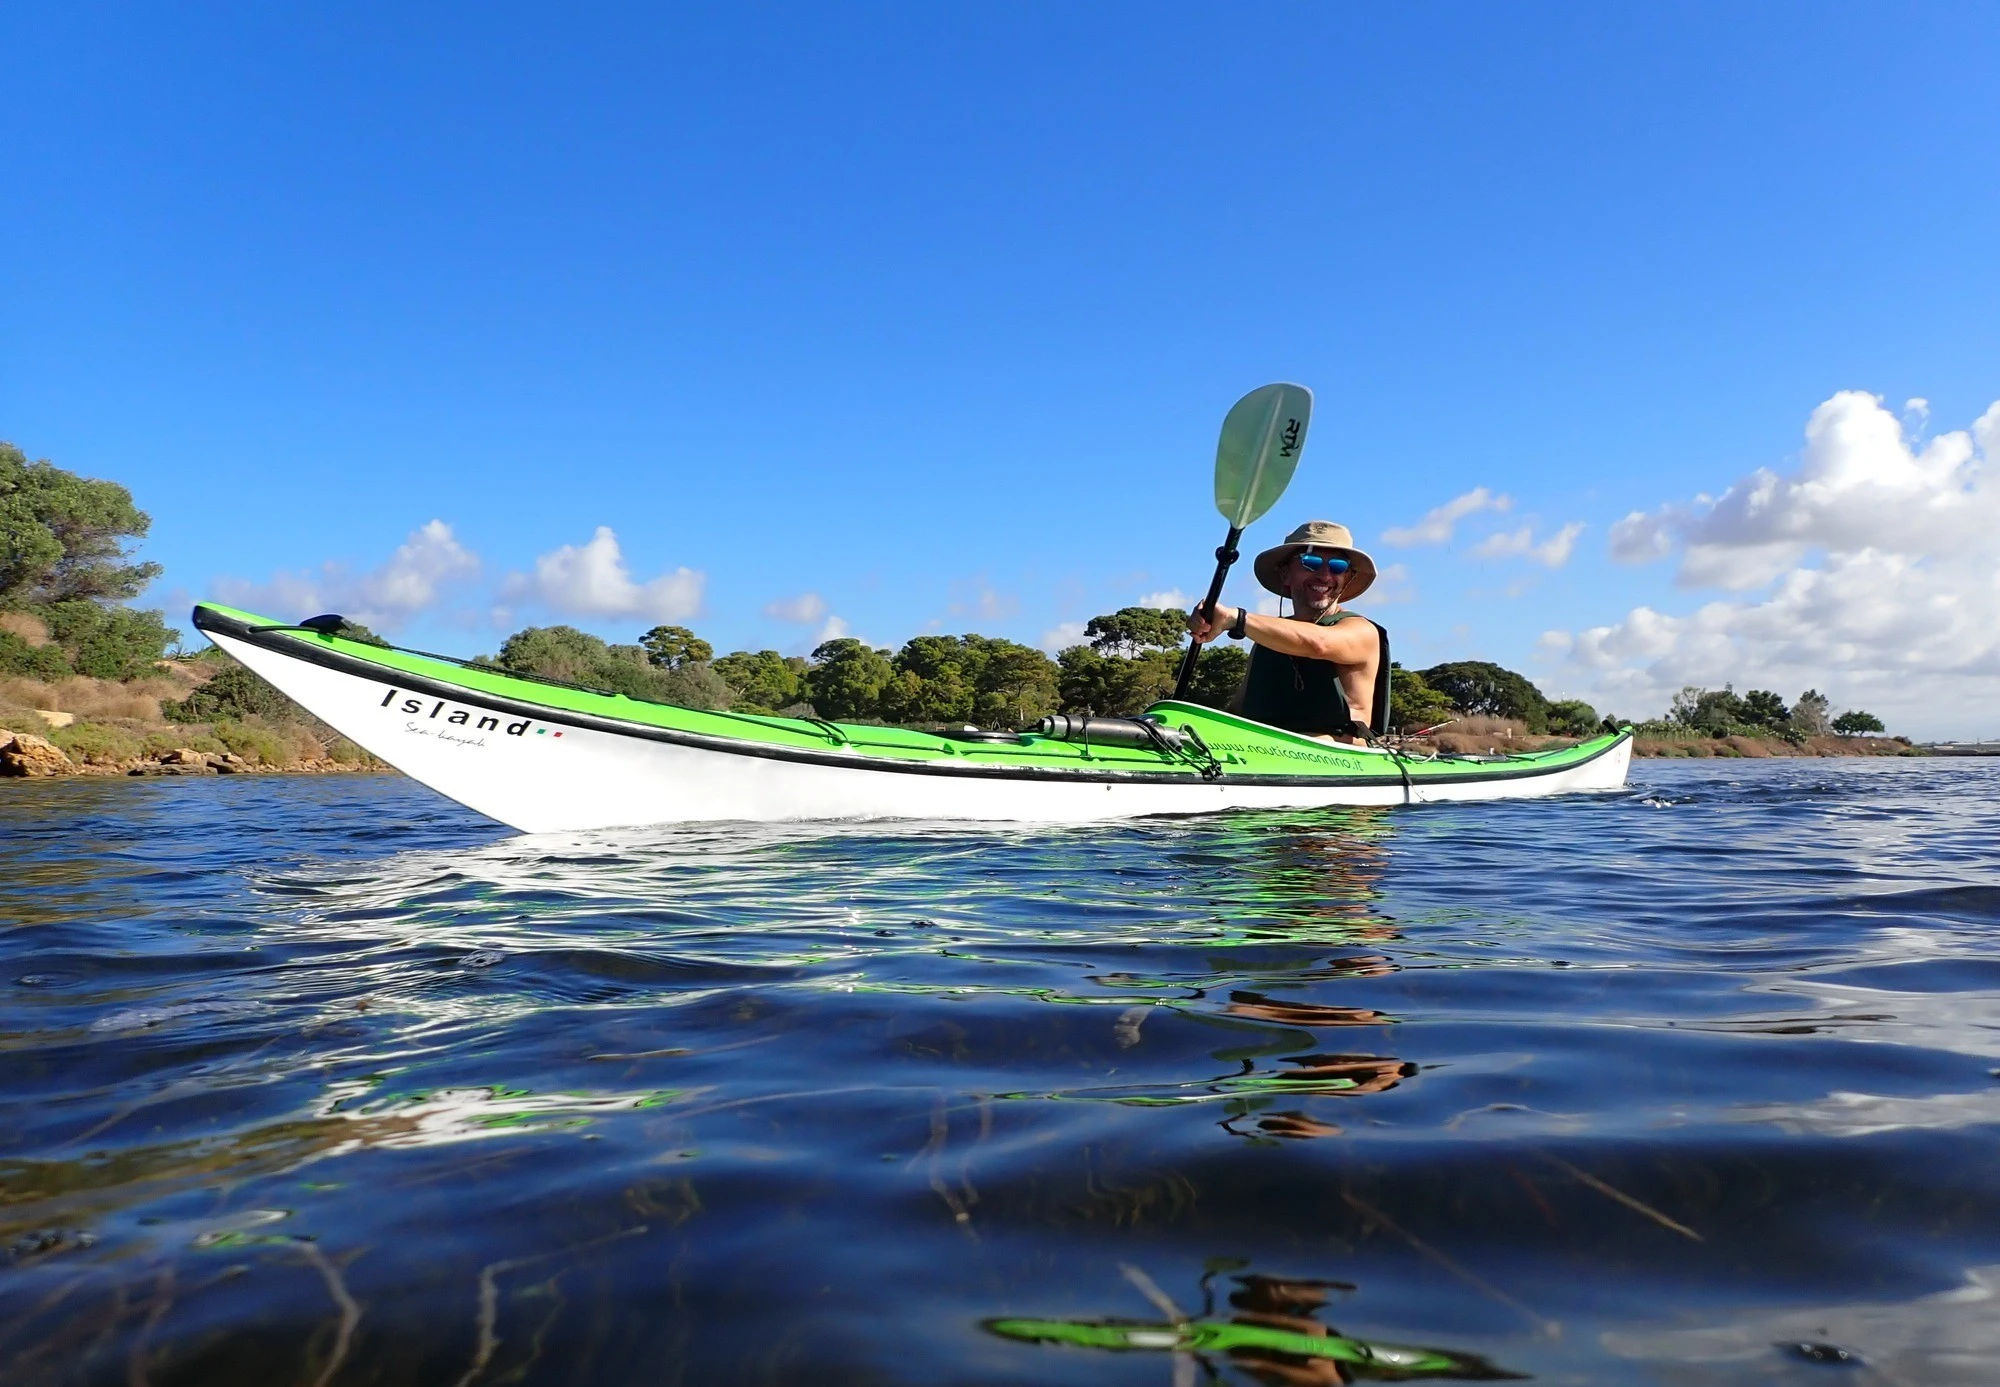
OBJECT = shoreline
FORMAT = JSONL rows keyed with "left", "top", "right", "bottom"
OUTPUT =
{"left": 1, "top": 727, "right": 391, "bottom": 780}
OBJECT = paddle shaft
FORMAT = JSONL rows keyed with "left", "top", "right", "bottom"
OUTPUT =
{"left": 1171, "top": 526, "right": 1243, "bottom": 698}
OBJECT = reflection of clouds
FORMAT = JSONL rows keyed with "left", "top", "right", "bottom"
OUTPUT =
{"left": 1742, "top": 976, "right": 2000, "bottom": 1060}
{"left": 1728, "top": 1088, "right": 2000, "bottom": 1139}
{"left": 312, "top": 1080, "right": 679, "bottom": 1154}
{"left": 1603, "top": 1263, "right": 2000, "bottom": 1386}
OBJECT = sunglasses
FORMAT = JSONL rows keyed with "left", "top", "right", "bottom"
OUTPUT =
{"left": 1296, "top": 553, "right": 1352, "bottom": 576}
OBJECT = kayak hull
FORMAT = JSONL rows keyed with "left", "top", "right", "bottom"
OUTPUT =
{"left": 195, "top": 604, "right": 1632, "bottom": 832}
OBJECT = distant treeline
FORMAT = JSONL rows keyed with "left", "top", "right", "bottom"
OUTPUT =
{"left": 3, "top": 441, "right": 1886, "bottom": 739}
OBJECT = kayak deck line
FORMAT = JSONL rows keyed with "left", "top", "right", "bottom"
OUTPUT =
{"left": 190, "top": 602, "right": 1635, "bottom": 830}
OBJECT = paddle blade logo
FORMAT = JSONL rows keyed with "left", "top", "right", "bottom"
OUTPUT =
{"left": 1214, "top": 382, "right": 1313, "bottom": 529}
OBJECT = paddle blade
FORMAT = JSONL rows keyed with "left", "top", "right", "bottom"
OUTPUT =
{"left": 1213, "top": 383, "right": 1312, "bottom": 528}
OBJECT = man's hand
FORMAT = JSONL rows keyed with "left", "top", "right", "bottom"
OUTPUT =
{"left": 1186, "top": 602, "right": 1236, "bottom": 644}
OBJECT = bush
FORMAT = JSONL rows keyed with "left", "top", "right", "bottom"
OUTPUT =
{"left": 1388, "top": 664, "right": 1455, "bottom": 732}
{"left": 0, "top": 630, "right": 71, "bottom": 680}
{"left": 163, "top": 661, "right": 301, "bottom": 723}
{"left": 1545, "top": 698, "right": 1600, "bottom": 737}
{"left": 48, "top": 719, "right": 144, "bottom": 765}
{"left": 34, "top": 601, "right": 177, "bottom": 680}
{"left": 211, "top": 719, "right": 289, "bottom": 766}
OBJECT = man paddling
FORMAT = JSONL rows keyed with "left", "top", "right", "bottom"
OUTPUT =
{"left": 1184, "top": 520, "right": 1389, "bottom": 745}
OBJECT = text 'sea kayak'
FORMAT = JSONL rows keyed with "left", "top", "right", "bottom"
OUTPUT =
{"left": 192, "top": 603, "right": 1633, "bottom": 832}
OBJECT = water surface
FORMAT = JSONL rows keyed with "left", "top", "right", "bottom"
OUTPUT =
{"left": 5, "top": 759, "right": 2000, "bottom": 1384}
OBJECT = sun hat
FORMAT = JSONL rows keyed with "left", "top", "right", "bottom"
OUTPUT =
{"left": 1252, "top": 520, "right": 1378, "bottom": 599}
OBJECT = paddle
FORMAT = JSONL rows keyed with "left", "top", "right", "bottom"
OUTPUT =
{"left": 1171, "top": 382, "right": 1314, "bottom": 699}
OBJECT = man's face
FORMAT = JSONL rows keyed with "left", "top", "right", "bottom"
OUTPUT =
{"left": 1287, "top": 549, "right": 1347, "bottom": 609}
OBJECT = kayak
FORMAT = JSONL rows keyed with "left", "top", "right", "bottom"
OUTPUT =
{"left": 191, "top": 602, "right": 1633, "bottom": 832}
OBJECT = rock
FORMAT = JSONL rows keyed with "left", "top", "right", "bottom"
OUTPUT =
{"left": 0, "top": 731, "right": 75, "bottom": 778}
{"left": 34, "top": 710, "right": 76, "bottom": 729}
{"left": 158, "top": 747, "right": 202, "bottom": 765}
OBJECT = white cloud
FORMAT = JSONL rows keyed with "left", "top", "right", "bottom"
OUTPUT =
{"left": 1137, "top": 588, "right": 1189, "bottom": 610}
{"left": 501, "top": 526, "right": 703, "bottom": 622}
{"left": 213, "top": 519, "right": 480, "bottom": 629}
{"left": 1473, "top": 520, "right": 1585, "bottom": 567}
{"left": 764, "top": 591, "right": 828, "bottom": 624}
{"left": 1381, "top": 487, "right": 1511, "bottom": 546}
{"left": 810, "top": 615, "right": 850, "bottom": 646}
{"left": 1548, "top": 392, "right": 2000, "bottom": 736}
{"left": 1039, "top": 620, "right": 1087, "bottom": 653}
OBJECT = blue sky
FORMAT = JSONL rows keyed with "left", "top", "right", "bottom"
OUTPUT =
{"left": 5, "top": 5, "right": 1997, "bottom": 735}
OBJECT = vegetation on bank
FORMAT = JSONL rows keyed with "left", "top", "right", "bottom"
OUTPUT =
{"left": 0, "top": 442, "right": 374, "bottom": 771}
{"left": 2, "top": 441, "right": 1904, "bottom": 772}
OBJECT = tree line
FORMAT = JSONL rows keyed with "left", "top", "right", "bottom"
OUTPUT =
{"left": 1662, "top": 684, "right": 1884, "bottom": 740}
{"left": 2, "top": 442, "right": 1888, "bottom": 739}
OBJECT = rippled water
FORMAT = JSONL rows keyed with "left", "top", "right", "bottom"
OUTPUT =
{"left": 5, "top": 759, "right": 2000, "bottom": 1384}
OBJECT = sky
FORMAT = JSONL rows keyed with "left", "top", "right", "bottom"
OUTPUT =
{"left": 3, "top": 4, "right": 1997, "bottom": 737}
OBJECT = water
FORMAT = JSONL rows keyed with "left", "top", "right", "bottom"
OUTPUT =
{"left": 4, "top": 760, "right": 2000, "bottom": 1385}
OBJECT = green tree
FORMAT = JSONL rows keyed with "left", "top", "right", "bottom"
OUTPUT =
{"left": 964, "top": 636, "right": 1059, "bottom": 728}
{"left": 713, "top": 649, "right": 806, "bottom": 712}
{"left": 1184, "top": 643, "right": 1248, "bottom": 711}
{"left": 1387, "top": 664, "right": 1456, "bottom": 731}
{"left": 1741, "top": 689, "right": 1789, "bottom": 728}
{"left": 1419, "top": 661, "right": 1552, "bottom": 732}
{"left": 1084, "top": 606, "right": 1187, "bottom": 658}
{"left": 492, "top": 625, "right": 730, "bottom": 708}
{"left": 0, "top": 628, "right": 73, "bottom": 679}
{"left": 1544, "top": 698, "right": 1600, "bottom": 736}
{"left": 163, "top": 660, "right": 302, "bottom": 723}
{"left": 1832, "top": 709, "right": 1885, "bottom": 735}
{"left": 640, "top": 624, "right": 713, "bottom": 669}
{"left": 1057, "top": 645, "right": 1176, "bottom": 715}
{"left": 805, "top": 638, "right": 894, "bottom": 719}
{"left": 0, "top": 442, "right": 161, "bottom": 606}
{"left": 39, "top": 600, "right": 176, "bottom": 680}
{"left": 1789, "top": 689, "right": 1832, "bottom": 737}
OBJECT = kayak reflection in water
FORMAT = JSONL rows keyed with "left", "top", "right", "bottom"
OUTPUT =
{"left": 984, "top": 1265, "right": 1523, "bottom": 1381}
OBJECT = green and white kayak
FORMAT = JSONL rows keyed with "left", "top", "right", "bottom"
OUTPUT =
{"left": 192, "top": 602, "right": 1633, "bottom": 832}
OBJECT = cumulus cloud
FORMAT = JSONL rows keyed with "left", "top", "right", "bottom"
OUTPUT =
{"left": 1381, "top": 487, "right": 1511, "bottom": 546}
{"left": 764, "top": 591, "right": 828, "bottom": 624}
{"left": 1547, "top": 392, "right": 2000, "bottom": 736}
{"left": 1472, "top": 521, "right": 1586, "bottom": 568}
{"left": 1039, "top": 620, "right": 1087, "bottom": 653}
{"left": 1610, "top": 390, "right": 2000, "bottom": 589}
{"left": 213, "top": 519, "right": 480, "bottom": 629}
{"left": 1137, "top": 588, "right": 1190, "bottom": 610}
{"left": 501, "top": 526, "right": 703, "bottom": 622}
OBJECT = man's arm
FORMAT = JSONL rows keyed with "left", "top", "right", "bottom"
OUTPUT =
{"left": 1187, "top": 605, "right": 1375, "bottom": 663}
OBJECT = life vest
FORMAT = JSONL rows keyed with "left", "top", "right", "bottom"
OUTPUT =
{"left": 1238, "top": 610, "right": 1392, "bottom": 738}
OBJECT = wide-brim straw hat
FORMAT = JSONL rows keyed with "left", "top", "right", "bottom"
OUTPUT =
{"left": 1252, "top": 520, "right": 1378, "bottom": 599}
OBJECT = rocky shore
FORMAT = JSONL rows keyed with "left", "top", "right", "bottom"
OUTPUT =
{"left": 0, "top": 727, "right": 389, "bottom": 779}
{"left": 1632, "top": 733, "right": 1917, "bottom": 758}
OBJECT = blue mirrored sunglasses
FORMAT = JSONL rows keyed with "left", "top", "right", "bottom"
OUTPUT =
{"left": 1296, "top": 553, "right": 1352, "bottom": 575}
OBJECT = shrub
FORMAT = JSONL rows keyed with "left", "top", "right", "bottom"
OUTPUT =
{"left": 1388, "top": 664, "right": 1455, "bottom": 732}
{"left": 36, "top": 601, "right": 177, "bottom": 680}
{"left": 163, "top": 661, "right": 301, "bottom": 723}
{"left": 0, "top": 630, "right": 71, "bottom": 680}
{"left": 48, "top": 719, "right": 144, "bottom": 765}
{"left": 1545, "top": 698, "right": 1600, "bottom": 737}
{"left": 211, "top": 719, "right": 289, "bottom": 766}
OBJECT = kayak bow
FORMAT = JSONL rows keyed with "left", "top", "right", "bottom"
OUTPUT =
{"left": 191, "top": 602, "right": 1632, "bottom": 832}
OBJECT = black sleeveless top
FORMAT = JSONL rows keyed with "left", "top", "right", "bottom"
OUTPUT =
{"left": 1238, "top": 610, "right": 1391, "bottom": 738}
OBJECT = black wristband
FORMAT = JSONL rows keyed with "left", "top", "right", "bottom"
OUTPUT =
{"left": 1227, "top": 606, "right": 1248, "bottom": 640}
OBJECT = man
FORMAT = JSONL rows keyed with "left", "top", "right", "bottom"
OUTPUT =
{"left": 1185, "top": 520, "right": 1388, "bottom": 744}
